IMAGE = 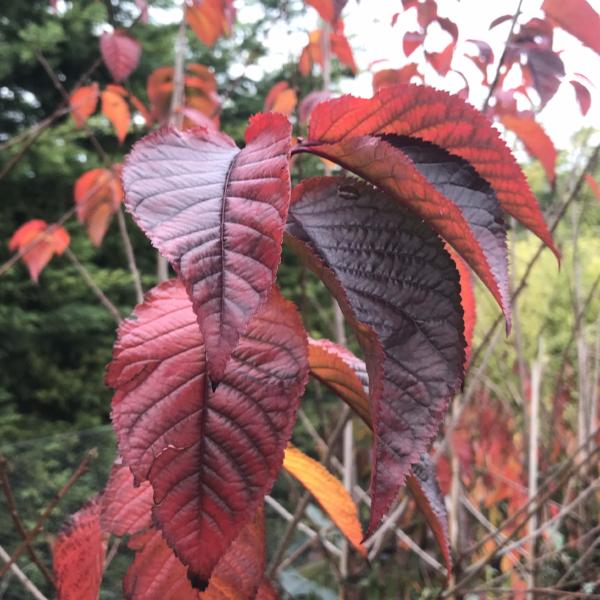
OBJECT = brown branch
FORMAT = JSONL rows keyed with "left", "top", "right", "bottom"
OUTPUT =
{"left": 116, "top": 207, "right": 144, "bottom": 304}
{"left": 0, "top": 458, "right": 55, "bottom": 587}
{"left": 0, "top": 449, "right": 97, "bottom": 580}
{"left": 0, "top": 545, "right": 48, "bottom": 600}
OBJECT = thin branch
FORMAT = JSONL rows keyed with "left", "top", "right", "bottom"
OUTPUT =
{"left": 0, "top": 458, "right": 55, "bottom": 587}
{"left": 0, "top": 449, "right": 97, "bottom": 580}
{"left": 64, "top": 248, "right": 122, "bottom": 323}
{"left": 116, "top": 207, "right": 144, "bottom": 303}
{"left": 0, "top": 545, "right": 48, "bottom": 600}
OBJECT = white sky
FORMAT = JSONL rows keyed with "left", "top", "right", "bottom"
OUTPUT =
{"left": 235, "top": 0, "right": 600, "bottom": 150}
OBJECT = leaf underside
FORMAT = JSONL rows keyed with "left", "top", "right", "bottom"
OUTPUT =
{"left": 122, "top": 113, "right": 292, "bottom": 382}
{"left": 287, "top": 176, "right": 465, "bottom": 535}
{"left": 107, "top": 280, "right": 308, "bottom": 582}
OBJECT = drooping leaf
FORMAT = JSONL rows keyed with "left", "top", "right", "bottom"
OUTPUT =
{"left": 74, "top": 167, "right": 123, "bottom": 246}
{"left": 543, "top": 0, "right": 600, "bottom": 55}
{"left": 100, "top": 460, "right": 153, "bottom": 537}
{"left": 299, "top": 23, "right": 357, "bottom": 77}
{"left": 8, "top": 220, "right": 70, "bottom": 282}
{"left": 405, "top": 455, "right": 452, "bottom": 576}
{"left": 122, "top": 114, "right": 292, "bottom": 381}
{"left": 489, "top": 14, "right": 512, "bottom": 29}
{"left": 500, "top": 113, "right": 557, "bottom": 184}
{"left": 124, "top": 529, "right": 199, "bottom": 600}
{"left": 425, "top": 43, "right": 455, "bottom": 76}
{"left": 69, "top": 83, "right": 99, "bottom": 128}
{"left": 304, "top": 0, "right": 348, "bottom": 24}
{"left": 307, "top": 337, "right": 369, "bottom": 424}
{"left": 107, "top": 281, "right": 308, "bottom": 583}
{"left": 201, "top": 507, "right": 266, "bottom": 599}
{"left": 100, "top": 30, "right": 142, "bottom": 82}
{"left": 299, "top": 109, "right": 511, "bottom": 323}
{"left": 186, "top": 0, "right": 235, "bottom": 47}
{"left": 305, "top": 85, "right": 556, "bottom": 259}
{"left": 53, "top": 499, "right": 107, "bottom": 600}
{"left": 403, "top": 30, "right": 425, "bottom": 56}
{"left": 307, "top": 338, "right": 453, "bottom": 572}
{"left": 570, "top": 80, "right": 592, "bottom": 116}
{"left": 102, "top": 87, "right": 131, "bottom": 143}
{"left": 283, "top": 446, "right": 365, "bottom": 554}
{"left": 264, "top": 82, "right": 298, "bottom": 116}
{"left": 286, "top": 176, "right": 465, "bottom": 535}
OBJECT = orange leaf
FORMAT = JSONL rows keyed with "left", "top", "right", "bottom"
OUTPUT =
{"left": 585, "top": 173, "right": 600, "bottom": 200}
{"left": 186, "top": 0, "right": 235, "bottom": 47}
{"left": 283, "top": 445, "right": 366, "bottom": 555}
{"left": 264, "top": 82, "right": 297, "bottom": 116}
{"left": 102, "top": 88, "right": 131, "bottom": 143}
{"left": 69, "top": 83, "right": 99, "bottom": 128}
{"left": 9, "top": 219, "right": 70, "bottom": 282}
{"left": 74, "top": 167, "right": 123, "bottom": 246}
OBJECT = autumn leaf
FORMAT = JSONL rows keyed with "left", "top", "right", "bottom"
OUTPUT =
{"left": 500, "top": 113, "right": 557, "bottom": 184}
{"left": 8, "top": 220, "right": 70, "bottom": 282}
{"left": 74, "top": 167, "right": 123, "bottom": 246}
{"left": 570, "top": 80, "right": 592, "bottom": 116}
{"left": 53, "top": 499, "right": 107, "bottom": 600}
{"left": 286, "top": 177, "right": 465, "bottom": 535}
{"left": 372, "top": 65, "right": 421, "bottom": 91}
{"left": 304, "top": 0, "right": 348, "bottom": 24}
{"left": 585, "top": 174, "right": 600, "bottom": 200}
{"left": 283, "top": 446, "right": 365, "bottom": 554}
{"left": 122, "top": 114, "right": 292, "bottom": 381}
{"left": 543, "top": 0, "right": 600, "bottom": 56}
{"left": 100, "top": 30, "right": 142, "bottom": 82}
{"left": 100, "top": 460, "right": 153, "bottom": 537}
{"left": 186, "top": 0, "right": 235, "bottom": 47}
{"left": 298, "top": 91, "right": 331, "bottom": 125}
{"left": 102, "top": 87, "right": 131, "bottom": 143}
{"left": 264, "top": 82, "right": 298, "bottom": 116}
{"left": 69, "top": 83, "right": 99, "bottom": 128}
{"left": 107, "top": 281, "right": 308, "bottom": 583}
{"left": 299, "top": 23, "right": 357, "bottom": 76}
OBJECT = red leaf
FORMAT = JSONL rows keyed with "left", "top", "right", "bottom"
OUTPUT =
{"left": 264, "top": 82, "right": 298, "bottom": 116}
{"left": 287, "top": 177, "right": 465, "bottom": 535}
{"left": 298, "top": 91, "right": 331, "bottom": 125}
{"left": 330, "top": 21, "right": 357, "bottom": 73}
{"left": 201, "top": 507, "right": 266, "bottom": 598}
{"left": 100, "top": 30, "right": 142, "bottom": 82}
{"left": 543, "top": 0, "right": 600, "bottom": 55}
{"left": 9, "top": 220, "right": 70, "bottom": 282}
{"left": 129, "top": 92, "right": 153, "bottom": 126}
{"left": 124, "top": 529, "right": 198, "bottom": 599}
{"left": 107, "top": 281, "right": 308, "bottom": 582}
{"left": 403, "top": 30, "right": 425, "bottom": 56}
{"left": 489, "top": 14, "right": 513, "bottom": 29}
{"left": 585, "top": 174, "right": 600, "bottom": 200}
{"left": 372, "top": 65, "right": 421, "bottom": 91}
{"left": 307, "top": 338, "right": 452, "bottom": 570}
{"left": 74, "top": 167, "right": 123, "bottom": 246}
{"left": 425, "top": 42, "right": 455, "bottom": 76}
{"left": 300, "top": 95, "right": 512, "bottom": 323}
{"left": 53, "top": 499, "right": 107, "bottom": 600}
{"left": 449, "top": 249, "right": 476, "bottom": 369}
{"left": 406, "top": 455, "right": 452, "bottom": 577}
{"left": 100, "top": 460, "right": 153, "bottom": 537}
{"left": 122, "top": 114, "right": 292, "bottom": 381}
{"left": 102, "top": 88, "right": 131, "bottom": 143}
{"left": 186, "top": 0, "right": 235, "bottom": 47}
{"left": 69, "top": 83, "right": 99, "bottom": 128}
{"left": 304, "top": 0, "right": 348, "bottom": 24}
{"left": 501, "top": 113, "right": 557, "bottom": 183}
{"left": 465, "top": 40, "right": 494, "bottom": 84}
{"left": 570, "top": 80, "right": 592, "bottom": 116}
{"left": 305, "top": 85, "right": 558, "bottom": 260}
{"left": 256, "top": 580, "right": 279, "bottom": 600}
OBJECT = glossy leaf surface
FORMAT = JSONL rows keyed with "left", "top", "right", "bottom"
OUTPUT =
{"left": 122, "top": 114, "right": 292, "bottom": 381}
{"left": 107, "top": 281, "right": 308, "bottom": 582}
{"left": 287, "top": 177, "right": 465, "bottom": 534}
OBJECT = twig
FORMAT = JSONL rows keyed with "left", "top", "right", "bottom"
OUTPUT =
{"left": 64, "top": 248, "right": 122, "bottom": 323}
{"left": 116, "top": 208, "right": 144, "bottom": 303}
{"left": 481, "top": 0, "right": 524, "bottom": 112}
{"left": 266, "top": 406, "right": 351, "bottom": 577}
{"left": 467, "top": 587, "right": 600, "bottom": 599}
{"left": 0, "top": 449, "right": 97, "bottom": 579}
{"left": 0, "top": 545, "right": 48, "bottom": 600}
{"left": 0, "top": 458, "right": 55, "bottom": 587}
